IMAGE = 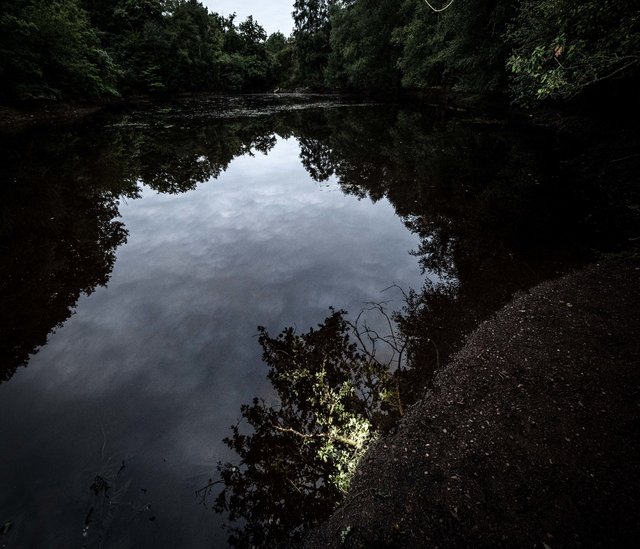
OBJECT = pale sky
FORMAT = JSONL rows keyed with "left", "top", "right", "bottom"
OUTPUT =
{"left": 203, "top": 0, "right": 295, "bottom": 36}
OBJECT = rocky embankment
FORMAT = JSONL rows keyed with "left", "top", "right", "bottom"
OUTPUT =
{"left": 306, "top": 256, "right": 640, "bottom": 548}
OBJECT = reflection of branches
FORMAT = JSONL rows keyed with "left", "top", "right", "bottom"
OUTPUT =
{"left": 349, "top": 301, "right": 407, "bottom": 372}
{"left": 0, "top": 150, "right": 129, "bottom": 382}
{"left": 298, "top": 137, "right": 335, "bottom": 182}
{"left": 348, "top": 293, "right": 410, "bottom": 417}
{"left": 196, "top": 479, "right": 223, "bottom": 506}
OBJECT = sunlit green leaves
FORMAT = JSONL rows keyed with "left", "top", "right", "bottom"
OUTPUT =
{"left": 215, "top": 309, "right": 395, "bottom": 547}
{"left": 507, "top": 0, "right": 640, "bottom": 105}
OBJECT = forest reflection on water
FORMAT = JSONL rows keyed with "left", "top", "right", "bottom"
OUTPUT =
{"left": 0, "top": 96, "right": 634, "bottom": 547}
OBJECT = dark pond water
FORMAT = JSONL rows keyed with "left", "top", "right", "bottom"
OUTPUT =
{"left": 0, "top": 96, "right": 635, "bottom": 547}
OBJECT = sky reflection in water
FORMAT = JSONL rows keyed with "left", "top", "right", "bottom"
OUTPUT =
{"left": 0, "top": 135, "right": 422, "bottom": 547}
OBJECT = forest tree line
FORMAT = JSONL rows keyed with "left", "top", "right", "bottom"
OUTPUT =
{"left": 1, "top": 0, "right": 638, "bottom": 106}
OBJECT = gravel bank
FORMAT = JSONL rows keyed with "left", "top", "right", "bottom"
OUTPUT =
{"left": 306, "top": 256, "right": 640, "bottom": 548}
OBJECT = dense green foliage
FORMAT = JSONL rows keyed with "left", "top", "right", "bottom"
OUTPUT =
{"left": 507, "top": 0, "right": 640, "bottom": 105}
{"left": 1, "top": 0, "right": 637, "bottom": 105}
{"left": 325, "top": 0, "right": 639, "bottom": 103}
{"left": 0, "top": 0, "right": 281, "bottom": 101}
{"left": 0, "top": 0, "right": 118, "bottom": 100}
{"left": 291, "top": 0, "right": 332, "bottom": 88}
{"left": 397, "top": 0, "right": 517, "bottom": 93}
{"left": 325, "top": 0, "right": 403, "bottom": 91}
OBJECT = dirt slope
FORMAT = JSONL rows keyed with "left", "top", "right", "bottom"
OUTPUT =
{"left": 306, "top": 256, "right": 640, "bottom": 548}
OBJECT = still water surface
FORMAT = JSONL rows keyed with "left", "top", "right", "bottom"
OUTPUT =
{"left": 0, "top": 100, "right": 423, "bottom": 547}
{"left": 0, "top": 96, "right": 631, "bottom": 547}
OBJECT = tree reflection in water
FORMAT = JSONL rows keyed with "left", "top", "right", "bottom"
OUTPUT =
{"left": 1, "top": 98, "right": 636, "bottom": 545}
{"left": 212, "top": 309, "right": 402, "bottom": 548}
{"left": 0, "top": 104, "right": 283, "bottom": 382}
{"left": 0, "top": 130, "right": 130, "bottom": 381}
{"left": 202, "top": 104, "right": 635, "bottom": 546}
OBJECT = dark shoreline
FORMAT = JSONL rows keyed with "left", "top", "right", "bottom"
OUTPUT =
{"left": 0, "top": 90, "right": 540, "bottom": 133}
{"left": 0, "top": 103, "right": 105, "bottom": 133}
{"left": 0, "top": 88, "right": 629, "bottom": 136}
{"left": 0, "top": 92, "right": 355, "bottom": 133}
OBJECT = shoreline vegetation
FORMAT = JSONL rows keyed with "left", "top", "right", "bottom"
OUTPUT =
{"left": 2, "top": 1, "right": 638, "bottom": 118}
{"left": 0, "top": 90, "right": 453, "bottom": 132}
{"left": 0, "top": 86, "right": 613, "bottom": 136}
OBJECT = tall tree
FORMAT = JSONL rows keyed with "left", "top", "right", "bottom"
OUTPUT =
{"left": 398, "top": 0, "right": 516, "bottom": 92}
{"left": 265, "top": 32, "right": 295, "bottom": 89}
{"left": 164, "top": 0, "right": 222, "bottom": 91}
{"left": 291, "top": 0, "right": 332, "bottom": 87}
{"left": 81, "top": 0, "right": 168, "bottom": 93}
{"left": 326, "top": 0, "right": 404, "bottom": 91}
{"left": 212, "top": 13, "right": 272, "bottom": 92}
